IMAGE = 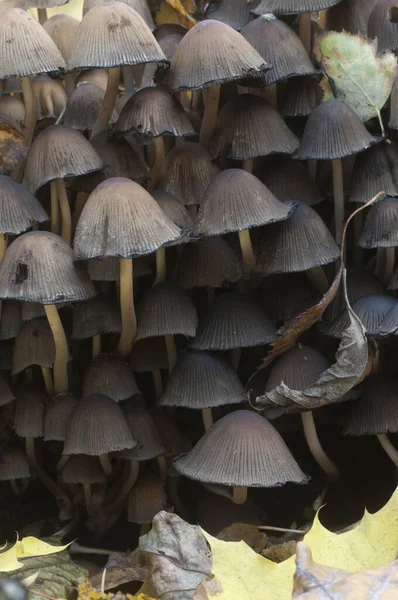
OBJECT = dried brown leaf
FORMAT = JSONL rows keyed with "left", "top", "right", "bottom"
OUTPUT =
{"left": 0, "top": 114, "right": 28, "bottom": 176}
{"left": 216, "top": 523, "right": 267, "bottom": 553}
{"left": 90, "top": 550, "right": 148, "bottom": 591}
{"left": 193, "top": 576, "right": 223, "bottom": 600}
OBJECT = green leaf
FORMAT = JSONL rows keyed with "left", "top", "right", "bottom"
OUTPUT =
{"left": 314, "top": 31, "right": 397, "bottom": 135}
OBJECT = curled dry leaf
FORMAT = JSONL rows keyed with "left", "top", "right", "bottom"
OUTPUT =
{"left": 90, "top": 550, "right": 148, "bottom": 591}
{"left": 155, "top": 0, "right": 197, "bottom": 28}
{"left": 138, "top": 511, "right": 212, "bottom": 600}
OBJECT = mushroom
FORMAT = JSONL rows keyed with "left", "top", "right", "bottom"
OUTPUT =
{"left": 326, "top": 0, "right": 378, "bottom": 36}
{"left": 32, "top": 75, "right": 68, "bottom": 121}
{"left": 43, "top": 392, "right": 79, "bottom": 470}
{"left": 82, "top": 354, "right": 140, "bottom": 401}
{"left": 258, "top": 273, "right": 319, "bottom": 326}
{"left": 389, "top": 75, "right": 398, "bottom": 130}
{"left": 350, "top": 143, "right": 398, "bottom": 205}
{"left": 0, "top": 444, "right": 30, "bottom": 496}
{"left": 0, "top": 375, "right": 15, "bottom": 408}
{"left": 43, "top": 14, "right": 80, "bottom": 96}
{"left": 204, "top": 0, "right": 259, "bottom": 30}
{"left": 62, "top": 455, "right": 106, "bottom": 516}
{"left": 82, "top": 0, "right": 155, "bottom": 28}
{"left": 129, "top": 337, "right": 169, "bottom": 398}
{"left": 326, "top": 268, "right": 385, "bottom": 321}
{"left": 280, "top": 76, "right": 321, "bottom": 119}
{"left": 174, "top": 410, "right": 309, "bottom": 505}
{"left": 127, "top": 474, "right": 167, "bottom": 536}
{"left": 64, "top": 83, "right": 119, "bottom": 132}
{"left": 72, "top": 294, "right": 122, "bottom": 358}
{"left": 0, "top": 96, "right": 26, "bottom": 129}
{"left": 368, "top": 0, "right": 398, "bottom": 54}
{"left": 160, "top": 350, "right": 247, "bottom": 431}
{"left": 0, "top": 302, "right": 21, "bottom": 341}
{"left": 260, "top": 159, "right": 324, "bottom": 207}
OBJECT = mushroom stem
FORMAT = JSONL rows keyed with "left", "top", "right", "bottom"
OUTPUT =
{"left": 242, "top": 159, "right": 253, "bottom": 173}
{"left": 238, "top": 229, "right": 256, "bottom": 272}
{"left": 152, "top": 369, "right": 163, "bottom": 398}
{"left": 83, "top": 483, "right": 95, "bottom": 516}
{"left": 56, "top": 179, "right": 72, "bottom": 245}
{"left": 118, "top": 258, "right": 136, "bottom": 357}
{"left": 188, "top": 205, "right": 197, "bottom": 218}
{"left": 147, "top": 136, "right": 165, "bottom": 192}
{"left": 10, "top": 479, "right": 20, "bottom": 496}
{"left": 332, "top": 158, "right": 345, "bottom": 246}
{"left": 92, "top": 334, "right": 101, "bottom": 358}
{"left": 377, "top": 433, "right": 398, "bottom": 468}
{"left": 262, "top": 84, "right": 277, "bottom": 108}
{"left": 202, "top": 407, "right": 213, "bottom": 432}
{"left": 306, "top": 266, "right": 329, "bottom": 294}
{"left": 301, "top": 411, "right": 340, "bottom": 480}
{"left": 65, "top": 74, "right": 76, "bottom": 98}
{"left": 90, "top": 66, "right": 121, "bottom": 139}
{"left": 165, "top": 334, "right": 177, "bottom": 373}
{"left": 298, "top": 11, "right": 312, "bottom": 54}
{"left": 41, "top": 367, "right": 54, "bottom": 396}
{"left": 57, "top": 454, "right": 70, "bottom": 471}
{"left": 199, "top": 84, "right": 220, "bottom": 148}
{"left": 122, "top": 66, "right": 135, "bottom": 92}
{"left": 21, "top": 76, "right": 37, "bottom": 144}
{"left": 37, "top": 8, "right": 48, "bottom": 25}
{"left": 157, "top": 455, "right": 167, "bottom": 484}
{"left": 50, "top": 181, "right": 60, "bottom": 235}
{"left": 154, "top": 247, "right": 166, "bottom": 285}
{"left": 99, "top": 454, "right": 113, "bottom": 477}
{"left": 232, "top": 486, "right": 247, "bottom": 505}
{"left": 384, "top": 247, "right": 395, "bottom": 283}
{"left": 140, "top": 523, "right": 151, "bottom": 536}
{"left": 107, "top": 459, "right": 139, "bottom": 512}
{"left": 0, "top": 234, "right": 8, "bottom": 262}
{"left": 44, "top": 304, "right": 68, "bottom": 394}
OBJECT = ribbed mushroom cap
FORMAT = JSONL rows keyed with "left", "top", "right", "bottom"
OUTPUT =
{"left": 83, "top": 0, "right": 154, "bottom": 29}
{"left": 77, "top": 68, "right": 109, "bottom": 90}
{"left": 280, "top": 76, "right": 321, "bottom": 118}
{"left": 195, "top": 169, "right": 291, "bottom": 237}
{"left": 74, "top": 178, "right": 181, "bottom": 260}
{"left": 349, "top": 143, "right": 398, "bottom": 204}
{"left": 160, "top": 142, "right": 220, "bottom": 207}
{"left": 129, "top": 337, "right": 168, "bottom": 372}
{"left": 204, "top": 0, "right": 260, "bottom": 30}
{"left": 343, "top": 376, "right": 398, "bottom": 435}
{"left": 390, "top": 76, "right": 398, "bottom": 130}
{"left": 68, "top": 2, "right": 167, "bottom": 70}
{"left": 128, "top": 475, "right": 167, "bottom": 523}
{"left": 368, "top": 0, "right": 398, "bottom": 54}
{"left": 114, "top": 87, "right": 195, "bottom": 140}
{"left": 241, "top": 15, "right": 318, "bottom": 85}
{"left": 27, "top": 0, "right": 68, "bottom": 8}
{"left": 251, "top": 0, "right": 342, "bottom": 15}
{"left": 64, "top": 83, "right": 118, "bottom": 131}
{"left": 14, "top": 390, "right": 46, "bottom": 438}
{"left": 151, "top": 190, "right": 193, "bottom": 246}
{"left": 296, "top": 100, "right": 380, "bottom": 160}
{"left": 22, "top": 125, "right": 103, "bottom": 194}
{"left": 258, "top": 273, "right": 317, "bottom": 325}
{"left": 0, "top": 175, "right": 48, "bottom": 235}
{"left": 265, "top": 345, "right": 330, "bottom": 393}
{"left": 43, "top": 14, "right": 80, "bottom": 62}
{"left": 0, "top": 376, "right": 15, "bottom": 407}
{"left": 62, "top": 455, "right": 107, "bottom": 484}
{"left": 0, "top": 8, "right": 66, "bottom": 78}
{"left": 136, "top": 282, "right": 198, "bottom": 340}
{"left": 211, "top": 95, "right": 299, "bottom": 161}
{"left": 176, "top": 237, "right": 242, "bottom": 289}
{"left": 160, "top": 351, "right": 247, "bottom": 409}
{"left": 63, "top": 393, "right": 136, "bottom": 455}
{"left": 165, "top": 19, "right": 271, "bottom": 91}
{"left": 72, "top": 295, "right": 121, "bottom": 339}
{"left": 327, "top": 268, "right": 385, "bottom": 320}
{"left": 254, "top": 201, "right": 340, "bottom": 275}
{"left": 0, "top": 301, "right": 21, "bottom": 340}
{"left": 359, "top": 197, "right": 398, "bottom": 248}
{"left": 82, "top": 355, "right": 139, "bottom": 401}
{"left": 191, "top": 292, "right": 277, "bottom": 351}
{"left": 44, "top": 392, "right": 79, "bottom": 442}
{"left": 119, "top": 405, "right": 165, "bottom": 460}
{"left": 326, "top": 0, "right": 378, "bottom": 36}
{"left": 0, "top": 445, "right": 30, "bottom": 480}
{"left": 12, "top": 318, "right": 56, "bottom": 374}
{"left": 260, "top": 160, "right": 324, "bottom": 206}
{"left": 0, "top": 231, "right": 95, "bottom": 304}
{"left": 0, "top": 96, "right": 26, "bottom": 128}
{"left": 324, "top": 294, "right": 397, "bottom": 338}
{"left": 174, "top": 410, "right": 308, "bottom": 487}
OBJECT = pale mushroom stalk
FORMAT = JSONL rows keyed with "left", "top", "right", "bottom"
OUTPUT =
{"left": 90, "top": 66, "right": 121, "bottom": 139}
{"left": 65, "top": 74, "right": 76, "bottom": 98}
{"left": 154, "top": 247, "right": 167, "bottom": 285}
{"left": 21, "top": 76, "right": 37, "bottom": 144}
{"left": 298, "top": 12, "right": 312, "bottom": 54}
{"left": 0, "top": 234, "right": 8, "bottom": 262}
{"left": 99, "top": 453, "right": 113, "bottom": 477}
{"left": 41, "top": 366, "right": 54, "bottom": 395}
{"left": 262, "top": 84, "right": 277, "bottom": 107}
{"left": 118, "top": 258, "right": 136, "bottom": 357}
{"left": 148, "top": 136, "right": 166, "bottom": 192}
{"left": 232, "top": 486, "right": 247, "bottom": 505}
{"left": 199, "top": 85, "right": 221, "bottom": 148}
{"left": 377, "top": 433, "right": 398, "bottom": 468}
{"left": 306, "top": 267, "right": 329, "bottom": 294}
{"left": 56, "top": 179, "right": 72, "bottom": 245}
{"left": 50, "top": 181, "right": 60, "bottom": 235}
{"left": 57, "top": 454, "right": 70, "bottom": 471}
{"left": 242, "top": 159, "right": 254, "bottom": 173}
{"left": 37, "top": 8, "right": 48, "bottom": 25}
{"left": 44, "top": 304, "right": 69, "bottom": 394}
{"left": 202, "top": 407, "right": 213, "bottom": 432}
{"left": 301, "top": 411, "right": 340, "bottom": 480}
{"left": 122, "top": 66, "right": 135, "bottom": 92}
{"left": 152, "top": 369, "right": 163, "bottom": 398}
{"left": 106, "top": 459, "right": 139, "bottom": 512}
{"left": 238, "top": 229, "right": 256, "bottom": 272}
{"left": 165, "top": 334, "right": 177, "bottom": 373}
{"left": 332, "top": 158, "right": 345, "bottom": 246}
{"left": 92, "top": 334, "right": 101, "bottom": 358}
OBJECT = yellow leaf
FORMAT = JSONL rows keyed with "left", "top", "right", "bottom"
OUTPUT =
{"left": 155, "top": 0, "right": 196, "bottom": 29}
{"left": 0, "top": 536, "right": 71, "bottom": 573}
{"left": 0, "top": 544, "right": 23, "bottom": 573}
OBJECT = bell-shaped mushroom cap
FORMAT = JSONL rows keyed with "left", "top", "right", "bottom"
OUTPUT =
{"left": 326, "top": 0, "right": 378, "bottom": 36}
{"left": 191, "top": 292, "right": 277, "bottom": 350}
{"left": 0, "top": 444, "right": 30, "bottom": 480}
{"left": 280, "top": 76, "right": 321, "bottom": 118}
{"left": 252, "top": 0, "right": 342, "bottom": 15}
{"left": 119, "top": 405, "right": 165, "bottom": 460}
{"left": 136, "top": 282, "right": 198, "bottom": 340}
{"left": 211, "top": 95, "right": 299, "bottom": 160}
{"left": 258, "top": 273, "right": 318, "bottom": 325}
{"left": 82, "top": 355, "right": 139, "bottom": 401}
{"left": 63, "top": 393, "right": 136, "bottom": 455}
{"left": 14, "top": 390, "right": 46, "bottom": 438}
{"left": 77, "top": 68, "right": 109, "bottom": 90}
{"left": 129, "top": 337, "right": 168, "bottom": 372}
{"left": 254, "top": 201, "right": 340, "bottom": 275}
{"left": 0, "top": 376, "right": 15, "bottom": 407}
{"left": 296, "top": 100, "right": 380, "bottom": 160}
{"left": 160, "top": 142, "right": 220, "bottom": 207}
{"left": 44, "top": 392, "right": 79, "bottom": 442}
{"left": 72, "top": 295, "right": 121, "bottom": 339}
{"left": 83, "top": 0, "right": 155, "bottom": 28}
{"left": 174, "top": 410, "right": 308, "bottom": 487}
{"left": 43, "top": 14, "right": 80, "bottom": 62}
{"left": 160, "top": 350, "right": 247, "bottom": 409}
{"left": 68, "top": 2, "right": 167, "bottom": 70}
{"left": 205, "top": 0, "right": 260, "bottom": 30}
{"left": 0, "top": 176, "right": 49, "bottom": 234}
{"left": 62, "top": 455, "right": 106, "bottom": 484}
{"left": 260, "top": 159, "right": 324, "bottom": 206}
{"left": 165, "top": 19, "right": 271, "bottom": 91}
{"left": 64, "top": 83, "right": 118, "bottom": 131}
{"left": 151, "top": 190, "right": 193, "bottom": 245}
{"left": 128, "top": 474, "right": 167, "bottom": 524}
{"left": 324, "top": 294, "right": 397, "bottom": 338}
{"left": 176, "top": 237, "right": 242, "bottom": 289}
{"left": 13, "top": 318, "right": 56, "bottom": 374}
{"left": 0, "top": 301, "right": 21, "bottom": 340}
{"left": 74, "top": 178, "right": 181, "bottom": 260}
{"left": 349, "top": 143, "right": 398, "bottom": 204}
{"left": 195, "top": 169, "right": 291, "bottom": 237}
{"left": 22, "top": 125, "right": 103, "bottom": 193}
{"left": 368, "top": 0, "right": 398, "bottom": 54}
{"left": 265, "top": 345, "right": 330, "bottom": 393}
{"left": 343, "top": 376, "right": 398, "bottom": 436}
{"left": 241, "top": 15, "right": 318, "bottom": 85}
{"left": 0, "top": 96, "right": 26, "bottom": 128}
{"left": 114, "top": 87, "right": 195, "bottom": 139}
{"left": 358, "top": 197, "right": 398, "bottom": 248}
{"left": 33, "top": 75, "right": 68, "bottom": 120}
{"left": 0, "top": 8, "right": 66, "bottom": 78}
{"left": 0, "top": 231, "right": 95, "bottom": 304}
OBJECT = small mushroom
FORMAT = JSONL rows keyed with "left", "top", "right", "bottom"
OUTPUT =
{"left": 0, "top": 444, "right": 30, "bottom": 496}
{"left": 368, "top": 0, "right": 398, "bottom": 54}
{"left": 127, "top": 474, "right": 167, "bottom": 536}
{"left": 82, "top": 354, "right": 139, "bottom": 401}
{"left": 72, "top": 294, "right": 122, "bottom": 358}
{"left": 129, "top": 337, "right": 168, "bottom": 398}
{"left": 62, "top": 455, "right": 106, "bottom": 516}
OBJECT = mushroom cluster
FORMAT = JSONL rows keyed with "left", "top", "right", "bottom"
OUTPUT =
{"left": 0, "top": 0, "right": 397, "bottom": 538}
